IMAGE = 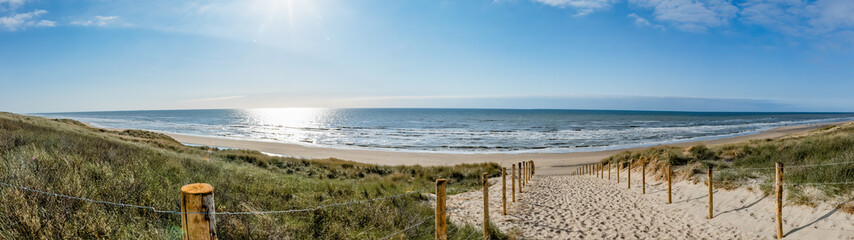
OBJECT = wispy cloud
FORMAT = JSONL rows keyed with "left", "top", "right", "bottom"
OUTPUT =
{"left": 0, "top": 0, "right": 27, "bottom": 11}
{"left": 629, "top": 0, "right": 738, "bottom": 32}
{"left": 336, "top": 94, "right": 801, "bottom": 112}
{"left": 184, "top": 95, "right": 245, "bottom": 102}
{"left": 532, "top": 0, "right": 617, "bottom": 16}
{"left": 627, "top": 13, "right": 665, "bottom": 30}
{"left": 740, "top": 0, "right": 854, "bottom": 36}
{"left": 0, "top": 9, "right": 54, "bottom": 31}
{"left": 71, "top": 15, "right": 122, "bottom": 27}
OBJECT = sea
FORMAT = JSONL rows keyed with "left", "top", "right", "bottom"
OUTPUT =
{"left": 35, "top": 109, "right": 854, "bottom": 154}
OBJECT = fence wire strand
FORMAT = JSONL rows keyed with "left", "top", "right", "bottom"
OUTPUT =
{"left": 0, "top": 180, "right": 421, "bottom": 215}
{"left": 0, "top": 181, "right": 176, "bottom": 213}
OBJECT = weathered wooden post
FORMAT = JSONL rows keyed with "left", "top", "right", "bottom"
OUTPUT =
{"left": 667, "top": 165, "right": 672, "bottom": 204}
{"left": 608, "top": 162, "right": 611, "bottom": 180}
{"left": 776, "top": 162, "right": 784, "bottom": 239}
{"left": 617, "top": 163, "right": 620, "bottom": 184}
{"left": 436, "top": 179, "right": 447, "bottom": 240}
{"left": 642, "top": 161, "right": 646, "bottom": 194}
{"left": 523, "top": 162, "right": 527, "bottom": 184}
{"left": 512, "top": 164, "right": 516, "bottom": 202}
{"left": 502, "top": 167, "right": 507, "bottom": 216}
{"left": 527, "top": 161, "right": 532, "bottom": 181}
{"left": 628, "top": 161, "right": 632, "bottom": 189}
{"left": 708, "top": 165, "right": 713, "bottom": 219}
{"left": 482, "top": 172, "right": 489, "bottom": 240}
{"left": 531, "top": 161, "right": 535, "bottom": 175}
{"left": 518, "top": 162, "right": 523, "bottom": 193}
{"left": 601, "top": 164, "right": 604, "bottom": 179}
{"left": 180, "top": 183, "right": 217, "bottom": 240}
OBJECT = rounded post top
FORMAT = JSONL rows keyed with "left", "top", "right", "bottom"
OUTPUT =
{"left": 181, "top": 183, "right": 214, "bottom": 194}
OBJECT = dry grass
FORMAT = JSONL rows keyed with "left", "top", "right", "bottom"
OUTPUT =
{"left": 0, "top": 112, "right": 503, "bottom": 239}
{"left": 601, "top": 123, "right": 854, "bottom": 206}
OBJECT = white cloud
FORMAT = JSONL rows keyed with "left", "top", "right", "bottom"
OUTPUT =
{"left": 629, "top": 0, "right": 738, "bottom": 32}
{"left": 184, "top": 95, "right": 245, "bottom": 102}
{"left": 739, "top": 0, "right": 854, "bottom": 36}
{"left": 532, "top": 0, "right": 618, "bottom": 16}
{"left": 71, "top": 15, "right": 120, "bottom": 27}
{"left": 739, "top": 0, "right": 807, "bottom": 35}
{"left": 628, "top": 13, "right": 651, "bottom": 26}
{"left": 805, "top": 0, "right": 854, "bottom": 33}
{"left": 0, "top": 9, "right": 54, "bottom": 31}
{"left": 628, "top": 13, "right": 666, "bottom": 30}
{"left": 0, "top": 0, "right": 27, "bottom": 11}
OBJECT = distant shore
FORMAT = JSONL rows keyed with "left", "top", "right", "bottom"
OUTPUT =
{"left": 164, "top": 121, "right": 850, "bottom": 176}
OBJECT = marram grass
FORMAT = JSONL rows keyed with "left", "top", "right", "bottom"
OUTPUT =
{"left": 0, "top": 112, "right": 506, "bottom": 239}
{"left": 601, "top": 123, "right": 854, "bottom": 210}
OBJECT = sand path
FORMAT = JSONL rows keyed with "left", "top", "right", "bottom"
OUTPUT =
{"left": 447, "top": 172, "right": 854, "bottom": 239}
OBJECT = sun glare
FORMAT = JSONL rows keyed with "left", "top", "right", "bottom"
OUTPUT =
{"left": 245, "top": 108, "right": 331, "bottom": 128}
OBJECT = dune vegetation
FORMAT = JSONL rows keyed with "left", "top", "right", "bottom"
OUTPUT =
{"left": 0, "top": 112, "right": 505, "bottom": 239}
{"left": 602, "top": 123, "right": 854, "bottom": 211}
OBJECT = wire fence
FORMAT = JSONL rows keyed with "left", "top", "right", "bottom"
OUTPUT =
{"left": 578, "top": 160, "right": 854, "bottom": 239}
{"left": 0, "top": 177, "right": 493, "bottom": 239}
{"left": 0, "top": 180, "right": 423, "bottom": 215}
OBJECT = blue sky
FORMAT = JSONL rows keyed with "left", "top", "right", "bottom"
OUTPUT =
{"left": 1, "top": 0, "right": 853, "bottom": 113}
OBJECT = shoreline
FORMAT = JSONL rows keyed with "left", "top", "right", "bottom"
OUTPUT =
{"left": 164, "top": 121, "right": 850, "bottom": 176}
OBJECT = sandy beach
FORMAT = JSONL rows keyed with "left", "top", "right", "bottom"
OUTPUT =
{"left": 165, "top": 122, "right": 846, "bottom": 176}
{"left": 445, "top": 172, "right": 854, "bottom": 239}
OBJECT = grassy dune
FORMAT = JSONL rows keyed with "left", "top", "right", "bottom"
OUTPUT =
{"left": 602, "top": 123, "right": 854, "bottom": 211}
{"left": 0, "top": 112, "right": 505, "bottom": 239}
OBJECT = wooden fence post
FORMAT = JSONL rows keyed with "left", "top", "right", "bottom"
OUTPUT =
{"left": 627, "top": 161, "right": 632, "bottom": 189}
{"left": 436, "top": 179, "right": 447, "bottom": 240}
{"left": 776, "top": 162, "right": 784, "bottom": 239}
{"left": 527, "top": 161, "right": 531, "bottom": 181}
{"left": 518, "top": 163, "right": 522, "bottom": 193}
{"left": 523, "top": 162, "right": 527, "bottom": 183}
{"left": 180, "top": 183, "right": 217, "bottom": 240}
{"left": 617, "top": 163, "right": 620, "bottom": 184}
{"left": 512, "top": 165, "right": 516, "bottom": 202}
{"left": 531, "top": 161, "right": 535, "bottom": 176}
{"left": 642, "top": 161, "right": 646, "bottom": 194}
{"left": 708, "top": 165, "right": 713, "bottom": 219}
{"left": 601, "top": 164, "right": 604, "bottom": 179}
{"left": 482, "top": 172, "right": 489, "bottom": 240}
{"left": 502, "top": 167, "right": 507, "bottom": 216}
{"left": 667, "top": 165, "right": 672, "bottom": 204}
{"left": 608, "top": 163, "right": 611, "bottom": 181}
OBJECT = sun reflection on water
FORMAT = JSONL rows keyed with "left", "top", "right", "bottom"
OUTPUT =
{"left": 243, "top": 108, "right": 333, "bottom": 128}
